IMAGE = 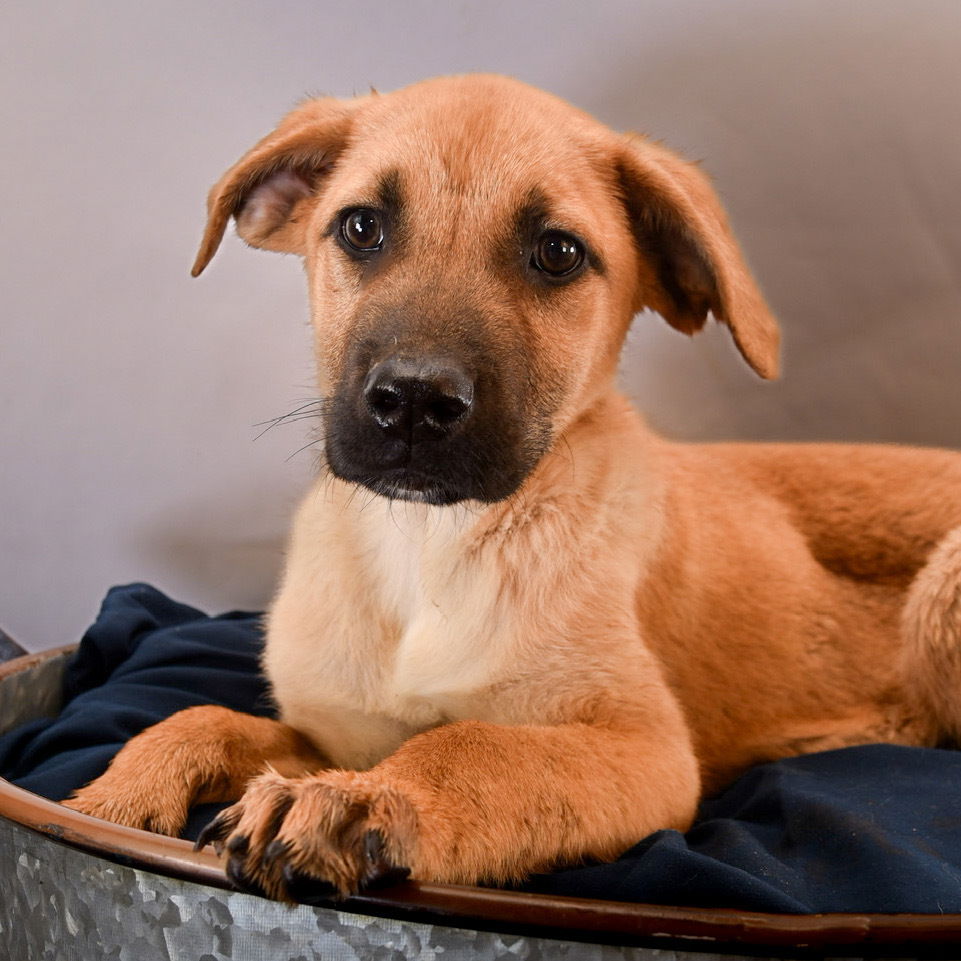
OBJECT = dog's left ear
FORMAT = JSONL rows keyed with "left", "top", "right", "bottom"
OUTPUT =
{"left": 616, "top": 135, "right": 780, "bottom": 379}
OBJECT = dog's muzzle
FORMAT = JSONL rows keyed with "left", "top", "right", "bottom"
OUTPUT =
{"left": 324, "top": 335, "right": 549, "bottom": 506}
{"left": 325, "top": 348, "right": 491, "bottom": 505}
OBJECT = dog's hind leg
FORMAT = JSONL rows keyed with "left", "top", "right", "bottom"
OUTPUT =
{"left": 901, "top": 525, "right": 961, "bottom": 743}
{"left": 62, "top": 705, "right": 326, "bottom": 836}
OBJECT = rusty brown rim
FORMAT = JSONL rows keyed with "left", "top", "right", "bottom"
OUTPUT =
{"left": 2, "top": 648, "right": 961, "bottom": 955}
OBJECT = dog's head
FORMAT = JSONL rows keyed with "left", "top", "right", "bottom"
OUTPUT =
{"left": 194, "top": 75, "right": 778, "bottom": 505}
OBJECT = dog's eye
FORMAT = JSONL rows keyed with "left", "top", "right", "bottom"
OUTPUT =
{"left": 532, "top": 232, "right": 584, "bottom": 277}
{"left": 341, "top": 208, "right": 384, "bottom": 252}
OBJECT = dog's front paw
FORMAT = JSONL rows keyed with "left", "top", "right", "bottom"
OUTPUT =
{"left": 196, "top": 770, "right": 416, "bottom": 900}
{"left": 63, "top": 772, "right": 190, "bottom": 836}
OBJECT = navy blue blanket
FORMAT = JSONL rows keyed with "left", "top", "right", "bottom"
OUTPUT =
{"left": 3, "top": 583, "right": 961, "bottom": 914}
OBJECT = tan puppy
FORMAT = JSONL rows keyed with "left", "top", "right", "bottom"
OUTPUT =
{"left": 65, "top": 75, "right": 961, "bottom": 900}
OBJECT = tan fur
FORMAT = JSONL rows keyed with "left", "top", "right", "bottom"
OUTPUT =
{"left": 65, "top": 75, "right": 961, "bottom": 900}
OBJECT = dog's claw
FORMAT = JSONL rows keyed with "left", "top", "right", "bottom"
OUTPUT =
{"left": 262, "top": 838, "right": 289, "bottom": 867}
{"left": 361, "top": 828, "right": 411, "bottom": 888}
{"left": 225, "top": 832, "right": 249, "bottom": 856}
{"left": 281, "top": 864, "right": 338, "bottom": 904}
{"left": 225, "top": 853, "right": 261, "bottom": 893}
{"left": 193, "top": 822, "right": 216, "bottom": 852}
{"left": 194, "top": 812, "right": 231, "bottom": 853}
{"left": 364, "top": 828, "right": 385, "bottom": 865}
{"left": 365, "top": 862, "right": 411, "bottom": 890}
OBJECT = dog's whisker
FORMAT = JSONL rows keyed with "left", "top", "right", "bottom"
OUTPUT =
{"left": 343, "top": 480, "right": 370, "bottom": 512}
{"left": 253, "top": 399, "right": 327, "bottom": 428}
{"left": 261, "top": 409, "right": 328, "bottom": 429}
{"left": 252, "top": 399, "right": 328, "bottom": 442}
{"left": 284, "top": 437, "right": 324, "bottom": 463}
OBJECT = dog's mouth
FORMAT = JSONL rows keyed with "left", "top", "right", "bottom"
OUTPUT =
{"left": 349, "top": 467, "right": 473, "bottom": 507}
{"left": 325, "top": 428, "right": 541, "bottom": 506}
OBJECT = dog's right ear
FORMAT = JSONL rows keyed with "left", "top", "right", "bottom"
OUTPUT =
{"left": 191, "top": 98, "right": 356, "bottom": 276}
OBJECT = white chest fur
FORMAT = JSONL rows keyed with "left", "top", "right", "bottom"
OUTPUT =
{"left": 359, "top": 500, "right": 508, "bottom": 698}
{"left": 264, "top": 487, "right": 511, "bottom": 769}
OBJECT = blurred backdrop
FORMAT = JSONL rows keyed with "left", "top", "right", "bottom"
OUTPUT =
{"left": 2, "top": 0, "right": 960, "bottom": 650}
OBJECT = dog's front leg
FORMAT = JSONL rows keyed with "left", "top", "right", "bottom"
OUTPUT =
{"left": 62, "top": 705, "right": 326, "bottom": 835}
{"left": 198, "top": 713, "right": 700, "bottom": 900}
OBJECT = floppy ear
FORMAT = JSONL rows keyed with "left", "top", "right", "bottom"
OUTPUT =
{"left": 616, "top": 135, "right": 780, "bottom": 379}
{"left": 191, "top": 98, "right": 357, "bottom": 276}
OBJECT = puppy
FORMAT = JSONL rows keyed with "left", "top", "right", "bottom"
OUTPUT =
{"left": 65, "top": 74, "right": 961, "bottom": 900}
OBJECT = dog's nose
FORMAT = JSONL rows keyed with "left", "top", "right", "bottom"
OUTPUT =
{"left": 363, "top": 356, "right": 474, "bottom": 439}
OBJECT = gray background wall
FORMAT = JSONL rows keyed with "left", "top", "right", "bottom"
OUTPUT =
{"left": 3, "top": 0, "right": 960, "bottom": 651}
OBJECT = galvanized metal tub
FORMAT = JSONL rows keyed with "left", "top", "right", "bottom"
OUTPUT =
{"left": 1, "top": 644, "right": 958, "bottom": 960}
